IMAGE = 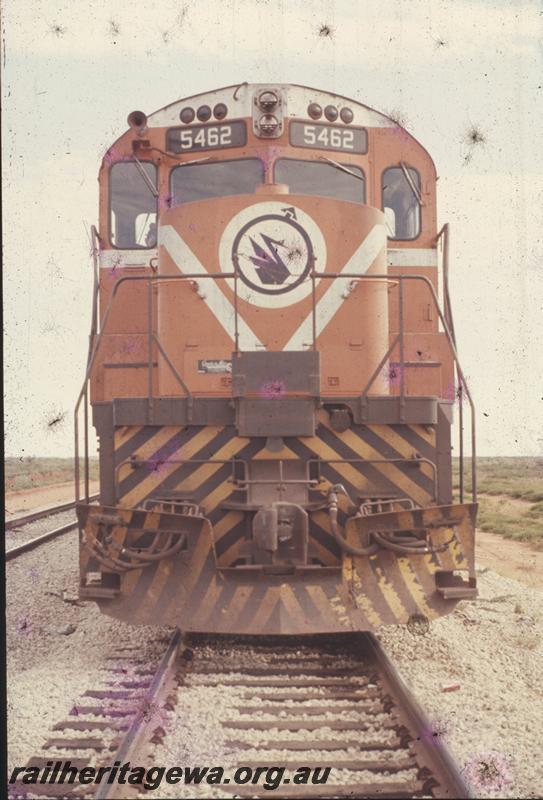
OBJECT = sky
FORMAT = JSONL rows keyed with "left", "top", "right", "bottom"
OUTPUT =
{"left": 2, "top": 0, "right": 543, "bottom": 458}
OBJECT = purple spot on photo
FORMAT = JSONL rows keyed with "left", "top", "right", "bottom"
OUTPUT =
{"left": 444, "top": 381, "right": 469, "bottom": 405}
{"left": 132, "top": 692, "right": 169, "bottom": 729}
{"left": 462, "top": 751, "right": 512, "bottom": 792}
{"left": 385, "top": 363, "right": 405, "bottom": 388}
{"left": 145, "top": 454, "right": 172, "bottom": 474}
{"left": 260, "top": 379, "right": 286, "bottom": 399}
{"left": 159, "top": 193, "right": 173, "bottom": 211}
{"left": 108, "top": 255, "right": 124, "bottom": 277}
{"left": 16, "top": 615, "right": 33, "bottom": 636}
{"left": 418, "top": 716, "right": 450, "bottom": 748}
{"left": 104, "top": 147, "right": 134, "bottom": 166}
{"left": 121, "top": 339, "right": 142, "bottom": 356}
{"left": 9, "top": 786, "right": 29, "bottom": 800}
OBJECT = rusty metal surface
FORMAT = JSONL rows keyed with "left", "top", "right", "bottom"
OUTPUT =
{"left": 364, "top": 632, "right": 471, "bottom": 798}
{"left": 77, "top": 411, "right": 475, "bottom": 634}
{"left": 175, "top": 633, "right": 470, "bottom": 799}
{"left": 94, "top": 629, "right": 182, "bottom": 800}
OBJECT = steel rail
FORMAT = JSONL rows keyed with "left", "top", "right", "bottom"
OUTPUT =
{"left": 94, "top": 628, "right": 182, "bottom": 800}
{"left": 5, "top": 494, "right": 98, "bottom": 531}
{"left": 171, "top": 632, "right": 471, "bottom": 800}
{"left": 363, "top": 632, "right": 472, "bottom": 799}
{"left": 6, "top": 521, "right": 78, "bottom": 561}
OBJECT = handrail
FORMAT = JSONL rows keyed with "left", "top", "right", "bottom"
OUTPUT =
{"left": 75, "top": 226, "right": 100, "bottom": 503}
{"left": 437, "top": 224, "right": 469, "bottom": 503}
{"left": 311, "top": 270, "right": 476, "bottom": 501}
{"left": 437, "top": 224, "right": 457, "bottom": 345}
{"left": 115, "top": 455, "right": 438, "bottom": 502}
{"left": 88, "top": 226, "right": 100, "bottom": 362}
{"left": 312, "top": 457, "right": 438, "bottom": 501}
{"left": 75, "top": 272, "right": 237, "bottom": 502}
{"left": 75, "top": 255, "right": 476, "bottom": 504}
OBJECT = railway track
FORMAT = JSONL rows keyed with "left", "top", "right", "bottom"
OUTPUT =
{"left": 6, "top": 496, "right": 98, "bottom": 561}
{"left": 9, "top": 630, "right": 470, "bottom": 799}
{"left": 8, "top": 633, "right": 176, "bottom": 800}
{"left": 164, "top": 633, "right": 470, "bottom": 799}
{"left": 6, "top": 499, "right": 88, "bottom": 531}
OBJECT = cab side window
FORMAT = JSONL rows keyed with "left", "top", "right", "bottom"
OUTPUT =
{"left": 382, "top": 166, "right": 421, "bottom": 240}
{"left": 110, "top": 162, "right": 158, "bottom": 248}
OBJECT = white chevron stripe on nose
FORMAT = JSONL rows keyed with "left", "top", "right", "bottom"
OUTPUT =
{"left": 283, "top": 223, "right": 387, "bottom": 351}
{"left": 159, "top": 225, "right": 263, "bottom": 351}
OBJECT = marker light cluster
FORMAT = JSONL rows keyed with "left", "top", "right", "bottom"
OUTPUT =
{"left": 179, "top": 104, "right": 229, "bottom": 123}
{"left": 254, "top": 89, "right": 282, "bottom": 137}
{"left": 307, "top": 103, "right": 354, "bottom": 124}
{"left": 257, "top": 90, "right": 279, "bottom": 112}
{"left": 259, "top": 115, "right": 280, "bottom": 135}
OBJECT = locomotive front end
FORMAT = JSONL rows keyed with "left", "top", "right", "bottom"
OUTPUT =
{"left": 76, "top": 84, "right": 477, "bottom": 634}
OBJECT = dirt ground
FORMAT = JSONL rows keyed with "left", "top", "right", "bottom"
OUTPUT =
{"left": 5, "top": 480, "right": 100, "bottom": 517}
{"left": 476, "top": 529, "right": 543, "bottom": 590}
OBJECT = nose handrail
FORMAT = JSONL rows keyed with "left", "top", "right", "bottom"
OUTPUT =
{"left": 75, "top": 227, "right": 475, "bottom": 507}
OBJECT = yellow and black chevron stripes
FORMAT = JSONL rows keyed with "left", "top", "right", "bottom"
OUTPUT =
{"left": 343, "top": 503, "right": 476, "bottom": 627}
{"left": 112, "top": 418, "right": 437, "bottom": 569}
{"left": 83, "top": 417, "right": 474, "bottom": 635}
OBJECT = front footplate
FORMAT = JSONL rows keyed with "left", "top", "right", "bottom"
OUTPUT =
{"left": 345, "top": 502, "right": 478, "bottom": 602}
{"left": 77, "top": 502, "right": 212, "bottom": 598}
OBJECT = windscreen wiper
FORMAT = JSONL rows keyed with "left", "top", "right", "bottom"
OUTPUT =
{"left": 133, "top": 155, "right": 159, "bottom": 197}
{"left": 400, "top": 160, "right": 424, "bottom": 206}
{"left": 319, "top": 155, "right": 364, "bottom": 182}
{"left": 176, "top": 156, "right": 213, "bottom": 167}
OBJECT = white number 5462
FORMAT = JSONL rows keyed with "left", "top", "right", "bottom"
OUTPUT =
{"left": 303, "top": 125, "right": 354, "bottom": 150}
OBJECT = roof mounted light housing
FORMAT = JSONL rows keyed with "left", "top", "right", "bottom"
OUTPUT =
{"left": 179, "top": 107, "right": 195, "bottom": 124}
{"left": 127, "top": 110, "right": 148, "bottom": 136}
{"left": 258, "top": 90, "right": 279, "bottom": 112}
{"left": 197, "top": 105, "right": 212, "bottom": 122}
{"left": 258, "top": 114, "right": 280, "bottom": 136}
{"left": 213, "top": 103, "right": 228, "bottom": 120}
{"left": 252, "top": 87, "right": 284, "bottom": 138}
{"left": 340, "top": 107, "right": 354, "bottom": 124}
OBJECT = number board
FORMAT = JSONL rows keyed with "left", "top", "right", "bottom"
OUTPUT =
{"left": 166, "top": 122, "right": 247, "bottom": 153}
{"left": 290, "top": 121, "right": 367, "bottom": 154}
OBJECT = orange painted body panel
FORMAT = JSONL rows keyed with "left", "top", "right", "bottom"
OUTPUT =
{"left": 91, "top": 94, "right": 451, "bottom": 404}
{"left": 157, "top": 196, "right": 389, "bottom": 396}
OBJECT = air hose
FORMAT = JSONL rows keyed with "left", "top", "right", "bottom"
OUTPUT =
{"left": 327, "top": 485, "right": 455, "bottom": 557}
{"left": 327, "top": 486, "right": 379, "bottom": 556}
{"left": 85, "top": 527, "right": 188, "bottom": 572}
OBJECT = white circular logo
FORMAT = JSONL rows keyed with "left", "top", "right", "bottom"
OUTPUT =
{"left": 219, "top": 203, "right": 326, "bottom": 308}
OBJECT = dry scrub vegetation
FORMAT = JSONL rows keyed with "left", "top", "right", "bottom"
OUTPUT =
{"left": 454, "top": 457, "right": 543, "bottom": 549}
{"left": 5, "top": 458, "right": 99, "bottom": 492}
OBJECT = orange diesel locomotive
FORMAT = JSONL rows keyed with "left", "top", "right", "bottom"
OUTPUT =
{"left": 75, "top": 84, "right": 477, "bottom": 634}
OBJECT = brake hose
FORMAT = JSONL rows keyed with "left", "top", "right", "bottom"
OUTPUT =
{"left": 327, "top": 487, "right": 379, "bottom": 556}
{"left": 327, "top": 485, "right": 455, "bottom": 557}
